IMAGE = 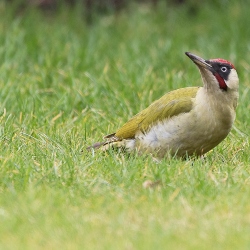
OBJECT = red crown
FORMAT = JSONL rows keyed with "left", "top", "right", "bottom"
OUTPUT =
{"left": 210, "top": 58, "right": 235, "bottom": 69}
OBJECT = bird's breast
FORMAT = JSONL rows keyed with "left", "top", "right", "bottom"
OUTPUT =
{"left": 135, "top": 90, "right": 235, "bottom": 157}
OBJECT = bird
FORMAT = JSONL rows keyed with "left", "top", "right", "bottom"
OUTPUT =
{"left": 88, "top": 52, "right": 239, "bottom": 159}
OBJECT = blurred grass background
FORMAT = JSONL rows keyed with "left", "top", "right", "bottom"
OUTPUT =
{"left": 0, "top": 0, "right": 250, "bottom": 249}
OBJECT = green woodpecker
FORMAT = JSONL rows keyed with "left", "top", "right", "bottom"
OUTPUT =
{"left": 88, "top": 52, "right": 239, "bottom": 158}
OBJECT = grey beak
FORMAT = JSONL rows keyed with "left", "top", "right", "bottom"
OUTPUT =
{"left": 185, "top": 52, "right": 213, "bottom": 72}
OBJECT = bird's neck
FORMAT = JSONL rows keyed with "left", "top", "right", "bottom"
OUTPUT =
{"left": 195, "top": 87, "right": 236, "bottom": 127}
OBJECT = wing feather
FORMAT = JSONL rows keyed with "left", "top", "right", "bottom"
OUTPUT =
{"left": 113, "top": 87, "right": 199, "bottom": 139}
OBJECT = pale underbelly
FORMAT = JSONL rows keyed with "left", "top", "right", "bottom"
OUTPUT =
{"left": 134, "top": 115, "right": 232, "bottom": 158}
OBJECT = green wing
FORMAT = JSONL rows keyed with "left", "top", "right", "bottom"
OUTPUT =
{"left": 107, "top": 87, "right": 199, "bottom": 140}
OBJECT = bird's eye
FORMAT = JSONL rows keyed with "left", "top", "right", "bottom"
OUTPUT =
{"left": 221, "top": 66, "right": 228, "bottom": 72}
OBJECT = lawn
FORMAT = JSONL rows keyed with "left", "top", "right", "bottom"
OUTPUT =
{"left": 0, "top": 1, "right": 250, "bottom": 249}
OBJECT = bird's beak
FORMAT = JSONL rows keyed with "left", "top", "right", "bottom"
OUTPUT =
{"left": 185, "top": 52, "right": 214, "bottom": 72}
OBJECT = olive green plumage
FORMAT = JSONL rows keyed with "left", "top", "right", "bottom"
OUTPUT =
{"left": 106, "top": 87, "right": 199, "bottom": 140}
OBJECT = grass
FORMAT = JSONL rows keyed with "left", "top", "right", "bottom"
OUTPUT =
{"left": 0, "top": 1, "right": 250, "bottom": 249}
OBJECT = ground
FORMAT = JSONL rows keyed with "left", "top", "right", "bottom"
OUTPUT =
{"left": 0, "top": 1, "right": 249, "bottom": 249}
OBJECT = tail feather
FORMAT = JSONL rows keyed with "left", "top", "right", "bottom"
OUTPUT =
{"left": 87, "top": 133, "right": 122, "bottom": 151}
{"left": 86, "top": 141, "right": 107, "bottom": 150}
{"left": 87, "top": 135, "right": 136, "bottom": 152}
{"left": 86, "top": 140, "right": 127, "bottom": 151}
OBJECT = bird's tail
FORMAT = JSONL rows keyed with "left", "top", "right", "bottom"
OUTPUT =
{"left": 86, "top": 140, "right": 128, "bottom": 152}
{"left": 87, "top": 134, "right": 135, "bottom": 152}
{"left": 86, "top": 141, "right": 107, "bottom": 150}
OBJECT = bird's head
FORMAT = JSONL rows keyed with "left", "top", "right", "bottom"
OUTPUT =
{"left": 185, "top": 52, "right": 239, "bottom": 93}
